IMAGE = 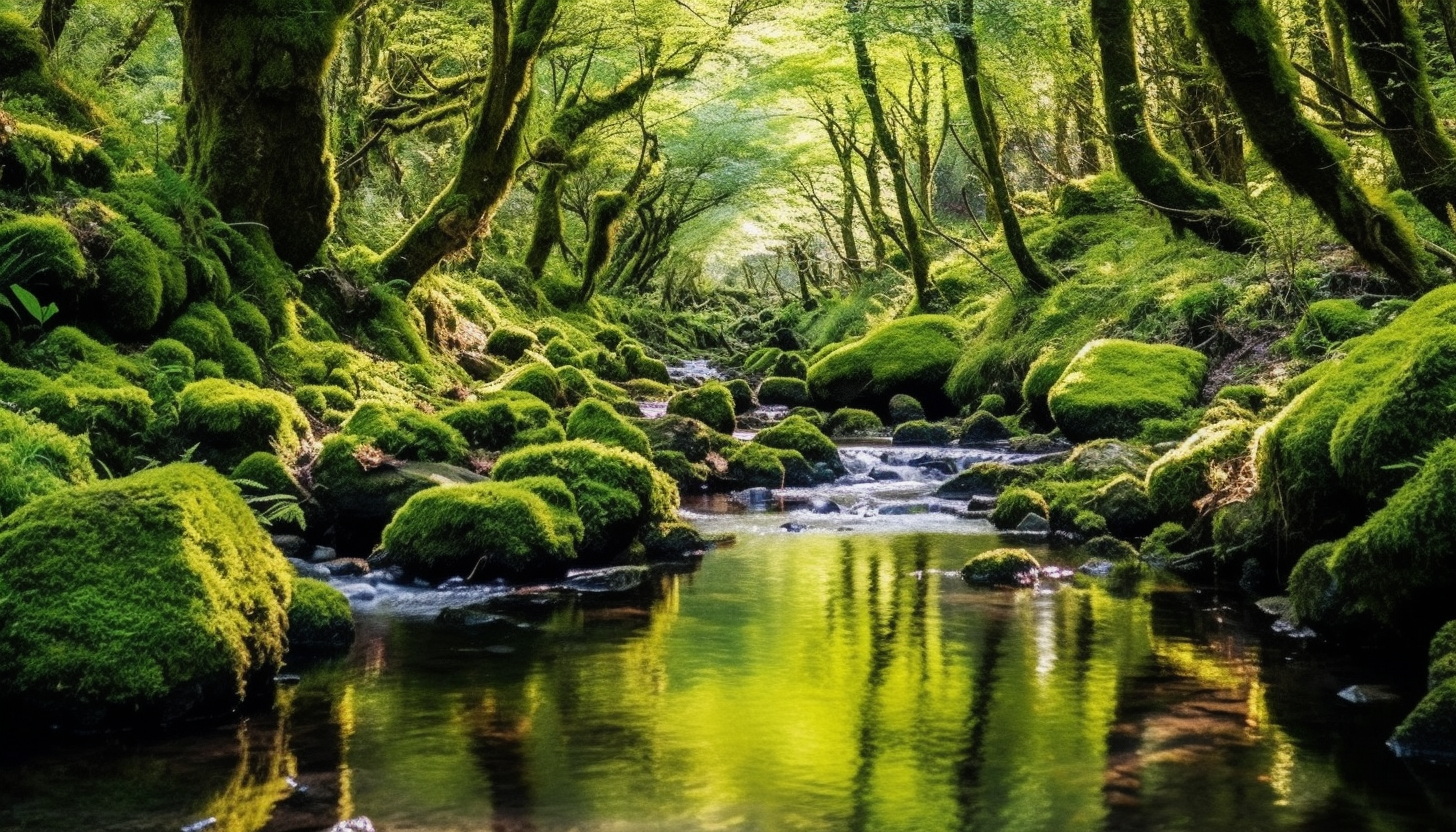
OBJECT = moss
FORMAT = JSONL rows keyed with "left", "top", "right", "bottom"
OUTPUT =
{"left": 935, "top": 462, "right": 1034, "bottom": 498}
{"left": 166, "top": 302, "right": 263, "bottom": 385}
{"left": 0, "top": 408, "right": 94, "bottom": 517}
{"left": 342, "top": 402, "right": 467, "bottom": 464}
{"left": 594, "top": 326, "right": 627, "bottom": 350}
{"left": 1213, "top": 384, "right": 1268, "bottom": 412}
{"left": 0, "top": 464, "right": 290, "bottom": 727}
{"left": 1140, "top": 521, "right": 1188, "bottom": 563}
{"left": 640, "top": 520, "right": 708, "bottom": 558}
{"left": 224, "top": 297, "right": 272, "bottom": 356}
{"left": 287, "top": 577, "right": 354, "bottom": 654}
{"left": 1292, "top": 299, "right": 1374, "bottom": 357}
{"left": 959, "top": 410, "right": 1011, "bottom": 444}
{"left": 93, "top": 222, "right": 165, "bottom": 336}
{"left": 638, "top": 414, "right": 717, "bottom": 462}
{"left": 991, "top": 487, "right": 1049, "bottom": 530}
{"left": 654, "top": 450, "right": 710, "bottom": 489}
{"left": 1048, "top": 339, "right": 1208, "bottom": 441}
{"left": 487, "top": 324, "right": 536, "bottom": 360}
{"left": 0, "top": 16, "right": 101, "bottom": 129}
{"left": 294, "top": 384, "right": 355, "bottom": 418}
{"left": 230, "top": 451, "right": 298, "bottom": 497}
{"left": 1083, "top": 535, "right": 1139, "bottom": 562}
{"left": 727, "top": 442, "right": 786, "bottom": 488}
{"left": 492, "top": 440, "right": 678, "bottom": 560}
{"left": 754, "top": 415, "right": 844, "bottom": 475}
{"left": 499, "top": 363, "right": 564, "bottom": 406}
{"left": 382, "top": 478, "right": 582, "bottom": 583}
{"left": 978, "top": 393, "right": 1007, "bottom": 416}
{"left": 667, "top": 382, "right": 737, "bottom": 434}
{"left": 771, "top": 352, "right": 809, "bottom": 379}
{"left": 757, "top": 376, "right": 813, "bottom": 407}
{"left": 620, "top": 343, "right": 670, "bottom": 384}
{"left": 0, "top": 215, "right": 85, "bottom": 290}
{"left": 826, "top": 407, "right": 883, "bottom": 437}
{"left": 1073, "top": 510, "right": 1110, "bottom": 538}
{"left": 744, "top": 347, "right": 783, "bottom": 374}
{"left": 196, "top": 360, "right": 225, "bottom": 379}
{"left": 892, "top": 420, "right": 954, "bottom": 446}
{"left": 544, "top": 337, "right": 581, "bottom": 367}
{"left": 567, "top": 398, "right": 652, "bottom": 458}
{"left": 311, "top": 434, "right": 436, "bottom": 520}
{"left": 1056, "top": 173, "right": 1136, "bottom": 217}
{"left": 962, "top": 548, "right": 1040, "bottom": 586}
{"left": 442, "top": 391, "right": 563, "bottom": 452}
{"left": 1392, "top": 680, "right": 1456, "bottom": 761}
{"left": 725, "top": 378, "right": 757, "bottom": 413}
{"left": 806, "top": 316, "right": 963, "bottom": 415}
{"left": 16, "top": 372, "right": 153, "bottom": 473}
{"left": 1088, "top": 474, "right": 1156, "bottom": 538}
{"left": 145, "top": 339, "right": 196, "bottom": 379}
{"left": 3, "top": 122, "right": 114, "bottom": 191}
{"left": 1145, "top": 419, "right": 1254, "bottom": 516}
{"left": 177, "top": 378, "right": 308, "bottom": 469}
{"left": 888, "top": 394, "right": 925, "bottom": 425}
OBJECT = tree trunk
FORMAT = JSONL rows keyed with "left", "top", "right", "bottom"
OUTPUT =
{"left": 1336, "top": 0, "right": 1456, "bottom": 219}
{"left": 33, "top": 0, "right": 76, "bottom": 54}
{"left": 578, "top": 191, "right": 630, "bottom": 302}
{"left": 1433, "top": 0, "right": 1456, "bottom": 65}
{"left": 181, "top": 0, "right": 358, "bottom": 267}
{"left": 101, "top": 6, "right": 160, "bottom": 82}
{"left": 1190, "top": 0, "right": 1433, "bottom": 291}
{"left": 376, "top": 0, "right": 559, "bottom": 285}
{"left": 1090, "top": 0, "right": 1260, "bottom": 251}
{"left": 1069, "top": 22, "right": 1103, "bottom": 176}
{"left": 948, "top": 0, "right": 1057, "bottom": 292}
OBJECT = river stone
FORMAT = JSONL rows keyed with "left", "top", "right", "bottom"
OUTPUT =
{"left": 868, "top": 468, "right": 902, "bottom": 481}
{"left": 810, "top": 498, "right": 841, "bottom": 514}
{"left": 320, "top": 557, "right": 369, "bottom": 577}
{"left": 337, "top": 583, "right": 377, "bottom": 602}
{"left": 563, "top": 565, "right": 650, "bottom": 594}
{"left": 837, "top": 474, "right": 876, "bottom": 485}
{"left": 272, "top": 534, "right": 307, "bottom": 558}
{"left": 309, "top": 545, "right": 338, "bottom": 563}
{"left": 1067, "top": 440, "right": 1158, "bottom": 479}
{"left": 1255, "top": 596, "right": 1293, "bottom": 617}
{"left": 917, "top": 459, "right": 958, "bottom": 476}
{"left": 287, "top": 558, "right": 331, "bottom": 580}
{"left": 1016, "top": 513, "right": 1051, "bottom": 533}
{"left": 781, "top": 522, "right": 807, "bottom": 533}
{"left": 1079, "top": 558, "right": 1115, "bottom": 577}
{"left": 736, "top": 487, "right": 775, "bottom": 505}
{"left": 879, "top": 503, "right": 930, "bottom": 515}
{"left": 1338, "top": 685, "right": 1402, "bottom": 704}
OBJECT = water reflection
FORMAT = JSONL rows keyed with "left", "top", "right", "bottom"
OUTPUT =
{"left": 3, "top": 532, "right": 1456, "bottom": 832}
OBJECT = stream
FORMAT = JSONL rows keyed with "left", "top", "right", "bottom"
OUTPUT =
{"left": 3, "top": 435, "right": 1456, "bottom": 831}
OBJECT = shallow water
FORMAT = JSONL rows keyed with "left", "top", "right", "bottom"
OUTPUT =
{"left": 4, "top": 514, "right": 1455, "bottom": 832}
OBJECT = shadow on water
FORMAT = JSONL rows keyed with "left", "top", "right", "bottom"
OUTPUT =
{"left": 4, "top": 531, "right": 1456, "bottom": 832}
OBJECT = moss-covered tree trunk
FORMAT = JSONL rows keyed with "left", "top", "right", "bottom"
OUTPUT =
{"left": 1190, "top": 0, "right": 1433, "bottom": 291}
{"left": 948, "top": 0, "right": 1057, "bottom": 292}
{"left": 1335, "top": 0, "right": 1456, "bottom": 219}
{"left": 376, "top": 0, "right": 559, "bottom": 286}
{"left": 1090, "top": 0, "right": 1260, "bottom": 251}
{"left": 1068, "top": 22, "right": 1103, "bottom": 176}
{"left": 33, "top": 0, "right": 76, "bottom": 53}
{"left": 181, "top": 0, "right": 357, "bottom": 268}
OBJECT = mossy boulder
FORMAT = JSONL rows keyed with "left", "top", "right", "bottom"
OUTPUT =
{"left": 1088, "top": 474, "right": 1156, "bottom": 538}
{"left": 892, "top": 420, "right": 954, "bottom": 446}
{"left": 177, "top": 379, "right": 308, "bottom": 469}
{"left": 754, "top": 415, "right": 845, "bottom": 476}
{"left": 959, "top": 410, "right": 1011, "bottom": 445}
{"left": 654, "top": 450, "right": 710, "bottom": 490}
{"left": 567, "top": 398, "right": 652, "bottom": 458}
{"left": 620, "top": 343, "right": 670, "bottom": 384}
{"left": 888, "top": 394, "right": 926, "bottom": 425}
{"left": 640, "top": 520, "right": 708, "bottom": 558}
{"left": 486, "top": 324, "right": 536, "bottom": 360}
{"left": 806, "top": 316, "right": 963, "bottom": 416}
{"left": 1048, "top": 339, "right": 1208, "bottom": 441}
{"left": 977, "top": 394, "right": 1008, "bottom": 416}
{"left": 727, "top": 442, "right": 786, "bottom": 488}
{"left": 382, "top": 478, "right": 583, "bottom": 583}
{"left": 934, "top": 462, "right": 1033, "bottom": 498}
{"left": 0, "top": 408, "right": 94, "bottom": 516}
{"left": 1291, "top": 299, "right": 1374, "bottom": 357}
{"left": 1391, "top": 680, "right": 1456, "bottom": 761}
{"left": 94, "top": 221, "right": 167, "bottom": 336}
{"left": 442, "top": 391, "right": 564, "bottom": 452}
{"left": 167, "top": 302, "right": 263, "bottom": 385}
{"left": 0, "top": 465, "right": 290, "bottom": 728}
{"left": 312, "top": 434, "right": 484, "bottom": 523}
{"left": 771, "top": 352, "right": 809, "bottom": 379}
{"left": 725, "top": 378, "right": 757, "bottom": 413}
{"left": 1067, "top": 440, "right": 1158, "bottom": 480}
{"left": 294, "top": 384, "right": 356, "bottom": 420}
{"left": 667, "top": 382, "right": 736, "bottom": 434}
{"left": 637, "top": 414, "right": 716, "bottom": 462}
{"left": 343, "top": 402, "right": 468, "bottom": 464}
{"left": 1056, "top": 173, "right": 1136, "bottom": 217}
{"left": 1145, "top": 420, "right": 1253, "bottom": 517}
{"left": 757, "top": 376, "right": 813, "bottom": 407}
{"left": 991, "top": 488, "right": 1049, "bottom": 530}
{"left": 1214, "top": 384, "right": 1269, "bottom": 413}
{"left": 962, "top": 548, "right": 1041, "bottom": 586}
{"left": 826, "top": 407, "right": 883, "bottom": 437}
{"left": 1083, "top": 535, "right": 1139, "bottom": 562}
{"left": 0, "top": 214, "right": 85, "bottom": 290}
{"left": 287, "top": 577, "right": 354, "bottom": 654}
{"left": 499, "top": 363, "right": 564, "bottom": 406}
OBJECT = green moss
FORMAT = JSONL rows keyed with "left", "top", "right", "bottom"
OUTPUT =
{"left": 935, "top": 462, "right": 1034, "bottom": 498}
{"left": 888, "top": 394, "right": 925, "bottom": 425}
{"left": 667, "top": 382, "right": 737, "bottom": 434}
{"left": 343, "top": 402, "right": 467, "bottom": 464}
{"left": 595, "top": 326, "right": 627, "bottom": 350}
{"left": 640, "top": 520, "right": 708, "bottom": 558}
{"left": 1392, "top": 680, "right": 1456, "bottom": 760}
{"left": 145, "top": 339, "right": 196, "bottom": 378}
{"left": 166, "top": 302, "right": 263, "bottom": 385}
{"left": 826, "top": 407, "right": 883, "bottom": 437}
{"left": 92, "top": 222, "right": 165, "bottom": 337}
{"left": 2, "top": 122, "right": 113, "bottom": 191}
{"left": 224, "top": 297, "right": 272, "bottom": 356}
{"left": 567, "top": 398, "right": 652, "bottom": 458}
{"left": 1214, "top": 384, "right": 1269, "bottom": 412}
{"left": 959, "top": 410, "right": 1011, "bottom": 444}
{"left": 286, "top": 577, "right": 353, "bottom": 654}
{"left": 754, "top": 415, "right": 844, "bottom": 475}
{"left": 442, "top": 391, "right": 563, "bottom": 452}
{"left": 620, "top": 343, "right": 670, "bottom": 384}
{"left": 772, "top": 352, "right": 809, "bottom": 380}
{"left": 492, "top": 440, "right": 678, "bottom": 560}
{"left": 1140, "top": 521, "right": 1188, "bottom": 562}
{"left": 744, "top": 347, "right": 783, "bottom": 374}
{"left": 962, "top": 548, "right": 1040, "bottom": 586}
{"left": 978, "top": 394, "right": 1007, "bottom": 416}
{"left": 806, "top": 316, "right": 963, "bottom": 415}
{"left": 0, "top": 215, "right": 85, "bottom": 290}
{"left": 757, "top": 376, "right": 813, "bottom": 407}
{"left": 294, "top": 384, "right": 355, "bottom": 417}
{"left": 177, "top": 378, "right": 308, "bottom": 468}
{"left": 892, "top": 420, "right": 954, "bottom": 446}
{"left": 15, "top": 371, "right": 153, "bottom": 473}
{"left": 1073, "top": 510, "right": 1110, "bottom": 538}
{"left": 1145, "top": 419, "right": 1254, "bottom": 516}
{"left": 1048, "top": 339, "right": 1208, "bottom": 441}
{"left": 544, "top": 336, "right": 581, "bottom": 368}
{"left": 727, "top": 442, "right": 787, "bottom": 488}
{"left": 487, "top": 324, "right": 536, "bottom": 360}
{"left": 499, "top": 363, "right": 564, "bottom": 407}
{"left": 992, "top": 487, "right": 1049, "bottom": 530}
{"left": 725, "top": 378, "right": 756, "bottom": 413}
{"left": 1056, "top": 173, "right": 1136, "bottom": 217}
{"left": 1089, "top": 474, "right": 1156, "bottom": 538}
{"left": 312, "top": 434, "right": 435, "bottom": 520}
{"left": 0, "top": 408, "right": 94, "bottom": 517}
{"left": 1292, "top": 299, "right": 1374, "bottom": 357}
{"left": 637, "top": 414, "right": 717, "bottom": 462}
{"left": 382, "top": 478, "right": 582, "bottom": 582}
{"left": 0, "top": 464, "right": 290, "bottom": 727}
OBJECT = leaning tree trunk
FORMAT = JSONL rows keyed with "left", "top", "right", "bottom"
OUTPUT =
{"left": 948, "top": 0, "right": 1057, "bottom": 292}
{"left": 1190, "top": 0, "right": 1433, "bottom": 291}
{"left": 1335, "top": 0, "right": 1456, "bottom": 219}
{"left": 33, "top": 0, "right": 76, "bottom": 53}
{"left": 181, "top": 0, "right": 358, "bottom": 267}
{"left": 1090, "top": 0, "right": 1260, "bottom": 251}
{"left": 376, "top": 0, "right": 559, "bottom": 286}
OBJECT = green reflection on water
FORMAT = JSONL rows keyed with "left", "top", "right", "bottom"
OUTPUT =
{"left": 3, "top": 531, "right": 1454, "bottom": 832}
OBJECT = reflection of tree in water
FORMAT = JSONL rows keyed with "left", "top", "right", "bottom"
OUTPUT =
{"left": 467, "top": 692, "right": 539, "bottom": 832}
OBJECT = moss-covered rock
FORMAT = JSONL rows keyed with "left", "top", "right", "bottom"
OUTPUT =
{"left": 1291, "top": 299, "right": 1374, "bottom": 357}
{"left": 167, "top": 302, "right": 263, "bottom": 385}
{"left": 1066, "top": 440, "right": 1158, "bottom": 480}
{"left": 892, "top": 420, "right": 953, "bottom": 446}
{"left": 888, "top": 394, "right": 926, "bottom": 425}
{"left": 727, "top": 442, "right": 786, "bottom": 488}
{"left": 754, "top": 415, "right": 845, "bottom": 475}
{"left": 725, "top": 378, "right": 757, "bottom": 413}
{"left": 1083, "top": 535, "right": 1138, "bottom": 562}
{"left": 806, "top": 316, "right": 963, "bottom": 415}
{"left": 667, "top": 382, "right": 736, "bottom": 434}
{"left": 977, "top": 394, "right": 1008, "bottom": 416}
{"left": 0, "top": 408, "right": 94, "bottom": 517}
{"left": 287, "top": 577, "right": 354, "bottom": 654}
{"left": 934, "top": 462, "right": 1033, "bottom": 498}
{"left": 1048, "top": 339, "right": 1208, "bottom": 441}
{"left": 442, "top": 391, "right": 564, "bottom": 452}
{"left": 639, "top": 520, "right": 708, "bottom": 558}
{"left": 0, "top": 464, "right": 290, "bottom": 728}
{"left": 1391, "top": 679, "right": 1456, "bottom": 761}
{"left": 312, "top": 434, "right": 482, "bottom": 523}
{"left": 499, "top": 363, "right": 564, "bottom": 406}
{"left": 294, "top": 383, "right": 355, "bottom": 419}
{"left": 486, "top": 324, "right": 536, "bottom": 360}
{"left": 567, "top": 398, "right": 652, "bottom": 457}
{"left": 961, "top": 548, "right": 1040, "bottom": 586}
{"left": 343, "top": 402, "right": 468, "bottom": 464}
{"left": 94, "top": 220, "right": 166, "bottom": 336}
{"left": 826, "top": 407, "right": 883, "bottom": 437}
{"left": 382, "top": 478, "right": 583, "bottom": 582}
{"left": 1214, "top": 384, "right": 1269, "bottom": 413}
{"left": 177, "top": 378, "right": 308, "bottom": 468}
{"left": 959, "top": 410, "right": 1011, "bottom": 445}
{"left": 991, "top": 487, "right": 1049, "bottom": 530}
{"left": 771, "top": 352, "right": 808, "bottom": 379}
{"left": 1088, "top": 474, "right": 1156, "bottom": 538}
{"left": 1056, "top": 173, "right": 1136, "bottom": 217}
{"left": 0, "top": 214, "right": 85, "bottom": 290}
{"left": 1145, "top": 419, "right": 1254, "bottom": 516}
{"left": 637, "top": 414, "right": 717, "bottom": 462}
{"left": 757, "top": 376, "right": 813, "bottom": 407}
{"left": 620, "top": 343, "right": 670, "bottom": 384}
{"left": 654, "top": 450, "right": 710, "bottom": 490}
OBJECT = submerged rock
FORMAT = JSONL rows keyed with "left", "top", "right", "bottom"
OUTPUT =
{"left": 810, "top": 498, "right": 841, "bottom": 514}
{"left": 288, "top": 558, "right": 331, "bottom": 580}
{"left": 868, "top": 468, "right": 903, "bottom": 481}
{"left": 563, "top": 565, "right": 651, "bottom": 594}
{"left": 1338, "top": 685, "right": 1401, "bottom": 705}
{"left": 962, "top": 548, "right": 1040, "bottom": 587}
{"left": 781, "top": 522, "right": 807, "bottom": 533}
{"left": 1015, "top": 513, "right": 1051, "bottom": 533}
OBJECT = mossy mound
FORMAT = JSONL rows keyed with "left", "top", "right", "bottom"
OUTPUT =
{"left": 1048, "top": 339, "right": 1207, "bottom": 441}
{"left": 492, "top": 440, "right": 678, "bottom": 560}
{"left": 667, "top": 382, "right": 736, "bottom": 434}
{"left": 620, "top": 343, "right": 670, "bottom": 384}
{"left": 177, "top": 378, "right": 308, "bottom": 469}
{"left": 382, "top": 478, "right": 583, "bottom": 583}
{"left": 0, "top": 214, "right": 85, "bottom": 290}
{"left": 294, "top": 383, "right": 356, "bottom": 420}
{"left": 727, "top": 442, "right": 786, "bottom": 488}
{"left": 806, "top": 316, "right": 962, "bottom": 415}
{"left": 935, "top": 462, "right": 1034, "bottom": 498}
{"left": 977, "top": 394, "right": 1007, "bottom": 416}
{"left": 991, "top": 488, "right": 1049, "bottom": 530}
{"left": 654, "top": 450, "right": 711, "bottom": 490}
{"left": 959, "top": 410, "right": 1011, "bottom": 445}
{"left": 888, "top": 394, "right": 925, "bottom": 425}
{"left": 725, "top": 378, "right": 757, "bottom": 413}
{"left": 0, "top": 464, "right": 290, "bottom": 728}
{"left": 312, "top": 434, "right": 482, "bottom": 523}
{"left": 1214, "top": 384, "right": 1269, "bottom": 413}
{"left": 757, "top": 376, "right": 813, "bottom": 407}
{"left": 1146, "top": 419, "right": 1254, "bottom": 517}
{"left": 892, "top": 420, "right": 953, "bottom": 446}
{"left": 1392, "top": 680, "right": 1456, "bottom": 761}
{"left": 1083, "top": 535, "right": 1139, "bottom": 561}
{"left": 771, "top": 352, "right": 809, "bottom": 379}
{"left": 962, "top": 548, "right": 1041, "bottom": 586}
{"left": 1291, "top": 299, "right": 1374, "bottom": 357}
{"left": 1066, "top": 440, "right": 1159, "bottom": 480}
{"left": 1088, "top": 474, "right": 1156, "bottom": 538}
{"left": 2, "top": 122, "right": 114, "bottom": 192}
{"left": 443, "top": 391, "right": 564, "bottom": 452}
{"left": 638, "top": 414, "right": 717, "bottom": 461}
{"left": 640, "top": 520, "right": 708, "bottom": 558}
{"left": 567, "top": 398, "right": 652, "bottom": 458}
{"left": 498, "top": 363, "right": 564, "bottom": 406}
{"left": 343, "top": 402, "right": 468, "bottom": 464}
{"left": 287, "top": 577, "right": 354, "bottom": 654}
{"left": 167, "top": 302, "right": 263, "bottom": 385}
{"left": 0, "top": 408, "right": 94, "bottom": 516}
{"left": 754, "top": 415, "right": 845, "bottom": 475}
{"left": 486, "top": 324, "right": 536, "bottom": 360}
{"left": 1056, "top": 173, "right": 1136, "bottom": 217}
{"left": 826, "top": 407, "right": 883, "bottom": 437}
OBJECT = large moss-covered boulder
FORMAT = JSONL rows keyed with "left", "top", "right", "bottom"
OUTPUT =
{"left": 566, "top": 398, "right": 652, "bottom": 458}
{"left": 486, "top": 324, "right": 536, "bottom": 360}
{"left": 492, "top": 440, "right": 678, "bottom": 560}
{"left": 0, "top": 215, "right": 85, "bottom": 289}
{"left": 991, "top": 488, "right": 1049, "bottom": 530}
{"left": 1392, "top": 681, "right": 1456, "bottom": 761}
{"left": 754, "top": 415, "right": 845, "bottom": 476}
{"left": 381, "top": 478, "right": 583, "bottom": 583}
{"left": 312, "top": 433, "right": 485, "bottom": 523}
{"left": 637, "top": 414, "right": 717, "bottom": 462}
{"left": 727, "top": 442, "right": 786, "bottom": 488}
{"left": 892, "top": 420, "right": 954, "bottom": 446}
{"left": 177, "top": 378, "right": 308, "bottom": 468}
{"left": 1088, "top": 474, "right": 1156, "bottom": 538}
{"left": 961, "top": 548, "right": 1040, "bottom": 586}
{"left": 0, "top": 408, "right": 94, "bottom": 516}
{"left": 167, "top": 302, "right": 263, "bottom": 385}
{"left": 808, "top": 316, "right": 962, "bottom": 415}
{"left": 442, "top": 391, "right": 564, "bottom": 452}
{"left": 667, "top": 382, "right": 737, "bottom": 434}
{"left": 826, "top": 407, "right": 883, "bottom": 437}
{"left": 1048, "top": 339, "right": 1207, "bottom": 441}
{"left": 0, "top": 465, "right": 290, "bottom": 728}
{"left": 757, "top": 376, "right": 813, "bottom": 407}
{"left": 934, "top": 462, "right": 1034, "bottom": 498}
{"left": 343, "top": 402, "right": 468, "bottom": 464}
{"left": 620, "top": 343, "right": 670, "bottom": 384}
{"left": 287, "top": 577, "right": 354, "bottom": 654}
{"left": 499, "top": 363, "right": 564, "bottom": 406}
{"left": 1145, "top": 419, "right": 1254, "bottom": 516}
{"left": 1291, "top": 299, "right": 1374, "bottom": 357}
